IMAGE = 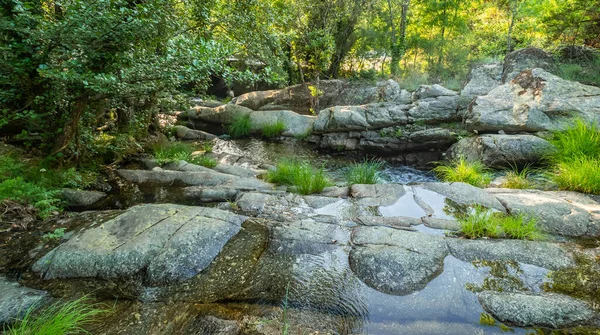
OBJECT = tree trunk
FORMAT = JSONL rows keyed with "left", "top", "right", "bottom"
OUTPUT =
{"left": 387, "top": 0, "right": 399, "bottom": 75}
{"left": 51, "top": 99, "right": 88, "bottom": 156}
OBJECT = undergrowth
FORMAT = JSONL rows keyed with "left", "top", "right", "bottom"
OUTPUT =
{"left": 346, "top": 159, "right": 384, "bottom": 185}
{"left": 266, "top": 160, "right": 331, "bottom": 195}
{"left": 432, "top": 157, "right": 491, "bottom": 187}
{"left": 4, "top": 296, "right": 107, "bottom": 335}
{"left": 458, "top": 206, "right": 543, "bottom": 240}
{"left": 501, "top": 165, "right": 533, "bottom": 189}
{"left": 152, "top": 141, "right": 194, "bottom": 164}
{"left": 0, "top": 155, "right": 97, "bottom": 219}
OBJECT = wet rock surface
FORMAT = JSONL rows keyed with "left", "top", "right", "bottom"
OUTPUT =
{"left": 478, "top": 291, "right": 599, "bottom": 328}
{"left": 0, "top": 276, "right": 48, "bottom": 324}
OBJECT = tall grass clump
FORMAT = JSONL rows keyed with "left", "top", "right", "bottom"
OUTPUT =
{"left": 458, "top": 206, "right": 543, "bottom": 240}
{"left": 432, "top": 157, "right": 491, "bottom": 187}
{"left": 189, "top": 155, "right": 218, "bottom": 168}
{"left": 152, "top": 141, "right": 194, "bottom": 164}
{"left": 548, "top": 119, "right": 600, "bottom": 162}
{"left": 261, "top": 120, "right": 286, "bottom": 138}
{"left": 5, "top": 296, "right": 106, "bottom": 335}
{"left": 501, "top": 164, "right": 533, "bottom": 189}
{"left": 266, "top": 160, "right": 331, "bottom": 195}
{"left": 547, "top": 119, "right": 600, "bottom": 194}
{"left": 346, "top": 159, "right": 385, "bottom": 185}
{"left": 227, "top": 114, "right": 252, "bottom": 138}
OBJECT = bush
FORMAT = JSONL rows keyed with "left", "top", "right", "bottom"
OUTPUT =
{"left": 432, "top": 157, "right": 491, "bottom": 187}
{"left": 266, "top": 160, "right": 331, "bottom": 195}
{"left": 260, "top": 121, "right": 286, "bottom": 138}
{"left": 5, "top": 296, "right": 106, "bottom": 335}
{"left": 458, "top": 206, "right": 543, "bottom": 240}
{"left": 228, "top": 114, "right": 252, "bottom": 138}
{"left": 152, "top": 141, "right": 194, "bottom": 164}
{"left": 346, "top": 159, "right": 385, "bottom": 185}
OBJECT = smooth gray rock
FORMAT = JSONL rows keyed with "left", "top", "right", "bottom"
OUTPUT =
{"left": 233, "top": 79, "right": 411, "bottom": 114}
{"left": 488, "top": 188, "right": 600, "bottom": 237}
{"left": 313, "top": 103, "right": 410, "bottom": 133}
{"left": 350, "top": 227, "right": 449, "bottom": 295}
{"left": 502, "top": 47, "right": 555, "bottom": 83}
{"left": 446, "top": 134, "right": 554, "bottom": 168}
{"left": 464, "top": 69, "right": 600, "bottom": 133}
{"left": 407, "top": 96, "right": 461, "bottom": 124}
{"left": 478, "top": 291, "right": 598, "bottom": 328}
{"left": 173, "top": 125, "right": 217, "bottom": 140}
{"left": 412, "top": 84, "right": 458, "bottom": 100}
{"left": 418, "top": 182, "right": 506, "bottom": 212}
{"left": 0, "top": 276, "right": 47, "bottom": 324}
{"left": 32, "top": 204, "right": 246, "bottom": 285}
{"left": 248, "top": 110, "right": 315, "bottom": 137}
{"left": 60, "top": 188, "right": 106, "bottom": 208}
{"left": 422, "top": 217, "right": 460, "bottom": 231}
{"left": 447, "top": 238, "right": 574, "bottom": 270}
{"left": 462, "top": 62, "right": 503, "bottom": 97}
{"left": 183, "top": 187, "right": 239, "bottom": 202}
{"left": 117, "top": 169, "right": 271, "bottom": 190}
{"left": 350, "top": 184, "right": 406, "bottom": 207}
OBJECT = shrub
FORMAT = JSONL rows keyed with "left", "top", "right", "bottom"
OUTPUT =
{"left": 190, "top": 155, "right": 218, "bottom": 168}
{"left": 152, "top": 141, "right": 193, "bottom": 164}
{"left": 260, "top": 121, "right": 286, "bottom": 138}
{"left": 5, "top": 296, "right": 106, "bottom": 335}
{"left": 0, "top": 177, "right": 61, "bottom": 219}
{"left": 266, "top": 160, "right": 331, "bottom": 195}
{"left": 458, "top": 206, "right": 542, "bottom": 240}
{"left": 432, "top": 157, "right": 491, "bottom": 187}
{"left": 346, "top": 159, "right": 385, "bottom": 185}
{"left": 227, "top": 114, "right": 252, "bottom": 138}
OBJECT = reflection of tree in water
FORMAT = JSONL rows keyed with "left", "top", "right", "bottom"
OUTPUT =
{"left": 286, "top": 252, "right": 369, "bottom": 334}
{"left": 466, "top": 260, "right": 530, "bottom": 293}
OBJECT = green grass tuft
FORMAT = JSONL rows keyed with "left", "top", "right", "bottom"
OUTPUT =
{"left": 346, "top": 159, "right": 385, "bottom": 185}
{"left": 546, "top": 120, "right": 600, "bottom": 194}
{"left": 227, "top": 114, "right": 252, "bottom": 139}
{"left": 266, "top": 160, "right": 331, "bottom": 195}
{"left": 152, "top": 141, "right": 194, "bottom": 164}
{"left": 432, "top": 157, "right": 491, "bottom": 187}
{"left": 551, "top": 156, "right": 600, "bottom": 194}
{"left": 548, "top": 119, "right": 600, "bottom": 162}
{"left": 501, "top": 165, "right": 533, "bottom": 189}
{"left": 189, "top": 155, "right": 218, "bottom": 168}
{"left": 458, "top": 206, "right": 543, "bottom": 240}
{"left": 260, "top": 120, "right": 286, "bottom": 138}
{"left": 5, "top": 296, "right": 107, "bottom": 335}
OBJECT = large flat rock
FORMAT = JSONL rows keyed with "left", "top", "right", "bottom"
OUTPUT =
{"left": 33, "top": 204, "right": 247, "bottom": 285}
{"left": 349, "top": 226, "right": 449, "bottom": 295}
{"left": 0, "top": 276, "right": 47, "bottom": 324}
{"left": 488, "top": 188, "right": 600, "bottom": 237}
{"left": 478, "top": 291, "right": 599, "bottom": 328}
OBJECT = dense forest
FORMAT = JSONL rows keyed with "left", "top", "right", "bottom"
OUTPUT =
{"left": 1, "top": 0, "right": 599, "bottom": 163}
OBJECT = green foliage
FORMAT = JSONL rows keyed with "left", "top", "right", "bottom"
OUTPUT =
{"left": 346, "top": 159, "right": 385, "bottom": 185}
{"left": 501, "top": 165, "right": 533, "bottom": 189}
{"left": 152, "top": 142, "right": 194, "bottom": 165}
{"left": 0, "top": 154, "right": 97, "bottom": 219}
{"left": 480, "top": 313, "right": 497, "bottom": 326}
{"left": 308, "top": 86, "right": 324, "bottom": 98}
{"left": 261, "top": 121, "right": 287, "bottom": 138}
{"left": 5, "top": 296, "right": 106, "bottom": 335}
{"left": 43, "top": 228, "right": 67, "bottom": 241}
{"left": 458, "top": 206, "right": 543, "bottom": 240}
{"left": 227, "top": 114, "right": 252, "bottom": 139}
{"left": 190, "top": 155, "right": 218, "bottom": 168}
{"left": 549, "top": 119, "right": 600, "bottom": 162}
{"left": 266, "top": 160, "right": 331, "bottom": 195}
{"left": 432, "top": 157, "right": 492, "bottom": 187}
